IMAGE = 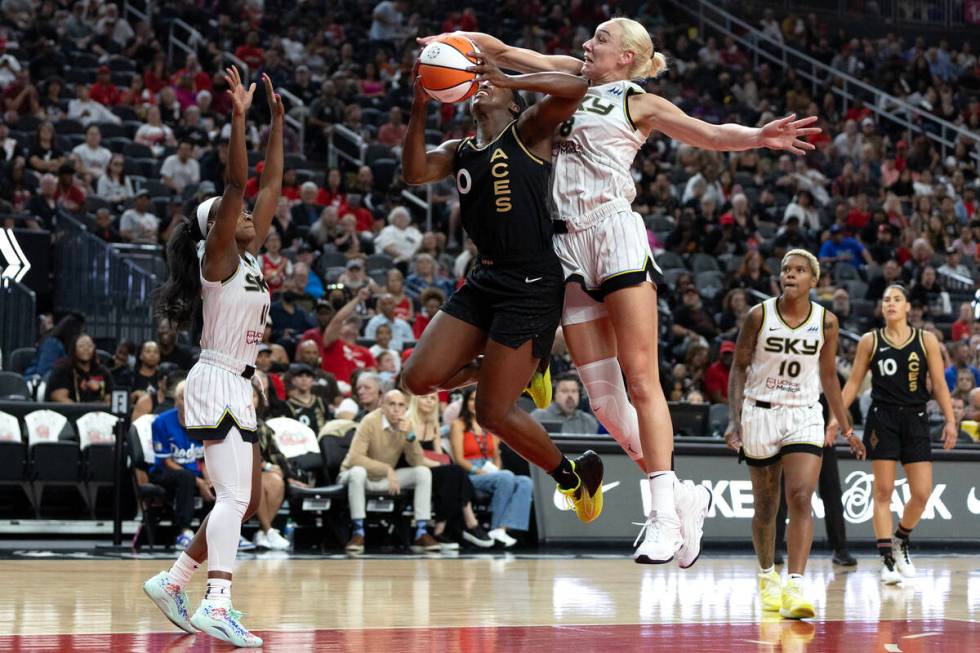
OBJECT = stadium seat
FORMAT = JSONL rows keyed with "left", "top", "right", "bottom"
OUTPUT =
{"left": 708, "top": 403, "right": 729, "bottom": 438}
{"left": 645, "top": 215, "right": 675, "bottom": 232}
{"left": 695, "top": 271, "right": 726, "bottom": 300}
{"left": 86, "top": 196, "right": 116, "bottom": 214}
{"left": 315, "top": 252, "right": 349, "bottom": 280}
{"left": 691, "top": 253, "right": 721, "bottom": 273}
{"left": 0, "top": 412, "right": 35, "bottom": 515}
{"left": 54, "top": 119, "right": 85, "bottom": 135}
{"left": 656, "top": 251, "right": 685, "bottom": 270}
{"left": 105, "top": 137, "right": 131, "bottom": 153}
{"left": 663, "top": 268, "right": 688, "bottom": 287}
{"left": 95, "top": 122, "right": 127, "bottom": 139}
{"left": 361, "top": 108, "right": 383, "bottom": 126}
{"left": 370, "top": 158, "right": 398, "bottom": 191}
{"left": 6, "top": 348, "right": 35, "bottom": 375}
{"left": 126, "top": 416, "right": 173, "bottom": 550}
{"left": 0, "top": 372, "right": 30, "bottom": 400}
{"left": 364, "top": 254, "right": 394, "bottom": 272}
{"left": 111, "top": 105, "right": 139, "bottom": 122}
{"left": 25, "top": 409, "right": 84, "bottom": 518}
{"left": 140, "top": 180, "right": 173, "bottom": 199}
{"left": 364, "top": 143, "right": 394, "bottom": 165}
{"left": 76, "top": 411, "right": 119, "bottom": 517}
{"left": 15, "top": 115, "right": 42, "bottom": 132}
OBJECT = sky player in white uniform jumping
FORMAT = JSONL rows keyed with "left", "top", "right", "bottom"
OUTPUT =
{"left": 142, "top": 68, "right": 284, "bottom": 648}
{"left": 726, "top": 250, "right": 865, "bottom": 620}
{"left": 422, "top": 18, "right": 822, "bottom": 568}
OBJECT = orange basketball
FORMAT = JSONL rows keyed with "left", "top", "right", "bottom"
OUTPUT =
{"left": 418, "top": 35, "right": 480, "bottom": 103}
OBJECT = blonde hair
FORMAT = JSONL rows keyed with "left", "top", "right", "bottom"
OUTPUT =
{"left": 781, "top": 249, "right": 821, "bottom": 282}
{"left": 610, "top": 17, "right": 668, "bottom": 79}
{"left": 407, "top": 393, "right": 440, "bottom": 436}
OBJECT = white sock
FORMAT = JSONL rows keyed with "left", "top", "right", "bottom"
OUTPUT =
{"left": 168, "top": 552, "right": 199, "bottom": 589}
{"left": 648, "top": 471, "right": 678, "bottom": 521}
{"left": 788, "top": 573, "right": 804, "bottom": 583}
{"left": 759, "top": 565, "right": 775, "bottom": 575}
{"left": 205, "top": 578, "right": 232, "bottom": 603}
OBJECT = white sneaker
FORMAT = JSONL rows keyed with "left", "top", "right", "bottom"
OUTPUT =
{"left": 265, "top": 528, "right": 291, "bottom": 551}
{"left": 675, "top": 483, "right": 711, "bottom": 569}
{"left": 880, "top": 556, "right": 902, "bottom": 585}
{"left": 190, "top": 599, "right": 263, "bottom": 648}
{"left": 633, "top": 511, "right": 683, "bottom": 564}
{"left": 142, "top": 571, "right": 195, "bottom": 633}
{"left": 252, "top": 529, "right": 269, "bottom": 550}
{"left": 488, "top": 528, "right": 517, "bottom": 548}
{"left": 893, "top": 537, "right": 916, "bottom": 578}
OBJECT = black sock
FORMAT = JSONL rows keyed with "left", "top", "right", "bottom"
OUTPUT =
{"left": 895, "top": 524, "right": 912, "bottom": 541}
{"left": 877, "top": 538, "right": 893, "bottom": 560}
{"left": 549, "top": 457, "right": 578, "bottom": 490}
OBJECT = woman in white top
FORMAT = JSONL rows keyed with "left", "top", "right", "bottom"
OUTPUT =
{"left": 423, "top": 19, "right": 820, "bottom": 567}
{"left": 135, "top": 105, "right": 177, "bottom": 157}
{"left": 95, "top": 153, "right": 135, "bottom": 205}
{"left": 142, "top": 69, "right": 284, "bottom": 648}
{"left": 71, "top": 124, "right": 112, "bottom": 184}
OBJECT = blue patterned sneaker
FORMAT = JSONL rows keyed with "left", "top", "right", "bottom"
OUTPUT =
{"left": 142, "top": 571, "right": 195, "bottom": 633}
{"left": 190, "top": 599, "right": 263, "bottom": 647}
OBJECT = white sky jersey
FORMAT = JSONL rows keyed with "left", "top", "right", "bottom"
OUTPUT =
{"left": 745, "top": 297, "right": 826, "bottom": 407}
{"left": 552, "top": 80, "right": 647, "bottom": 230}
{"left": 197, "top": 242, "right": 270, "bottom": 365}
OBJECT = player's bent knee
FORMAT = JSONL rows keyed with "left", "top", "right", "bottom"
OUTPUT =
{"left": 785, "top": 486, "right": 813, "bottom": 513}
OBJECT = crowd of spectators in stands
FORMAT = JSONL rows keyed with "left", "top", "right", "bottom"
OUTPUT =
{"left": 2, "top": 1, "right": 980, "bottom": 538}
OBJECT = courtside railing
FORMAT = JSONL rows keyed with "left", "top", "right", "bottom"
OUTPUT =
{"left": 54, "top": 212, "right": 157, "bottom": 345}
{"left": 0, "top": 279, "right": 36, "bottom": 364}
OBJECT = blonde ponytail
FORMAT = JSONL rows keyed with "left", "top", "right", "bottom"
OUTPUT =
{"left": 611, "top": 17, "right": 667, "bottom": 80}
{"left": 646, "top": 52, "right": 668, "bottom": 79}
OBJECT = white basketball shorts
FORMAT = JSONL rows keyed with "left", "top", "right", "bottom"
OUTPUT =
{"left": 740, "top": 400, "right": 825, "bottom": 466}
{"left": 553, "top": 199, "right": 664, "bottom": 326}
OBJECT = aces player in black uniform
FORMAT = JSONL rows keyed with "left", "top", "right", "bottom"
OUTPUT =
{"left": 831, "top": 284, "right": 957, "bottom": 584}
{"left": 401, "top": 56, "right": 604, "bottom": 523}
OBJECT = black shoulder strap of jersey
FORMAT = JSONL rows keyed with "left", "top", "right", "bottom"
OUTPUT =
{"left": 624, "top": 83, "right": 645, "bottom": 132}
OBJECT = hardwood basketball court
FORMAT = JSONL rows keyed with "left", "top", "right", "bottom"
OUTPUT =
{"left": 0, "top": 552, "right": 977, "bottom": 651}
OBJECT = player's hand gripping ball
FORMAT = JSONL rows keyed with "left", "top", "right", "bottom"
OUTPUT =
{"left": 418, "top": 34, "right": 481, "bottom": 103}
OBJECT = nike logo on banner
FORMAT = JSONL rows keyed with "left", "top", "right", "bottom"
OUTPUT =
{"left": 525, "top": 276, "right": 542, "bottom": 283}
{"left": 968, "top": 488, "right": 980, "bottom": 515}
{"left": 552, "top": 481, "right": 620, "bottom": 511}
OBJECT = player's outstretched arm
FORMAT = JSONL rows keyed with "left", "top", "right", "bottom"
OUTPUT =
{"left": 203, "top": 66, "right": 253, "bottom": 283}
{"left": 401, "top": 74, "right": 460, "bottom": 185}
{"left": 249, "top": 73, "right": 285, "bottom": 255}
{"left": 923, "top": 330, "right": 958, "bottom": 449}
{"left": 725, "top": 304, "right": 763, "bottom": 451}
{"left": 467, "top": 56, "right": 587, "bottom": 156}
{"left": 631, "top": 93, "right": 821, "bottom": 155}
{"left": 419, "top": 32, "right": 584, "bottom": 75}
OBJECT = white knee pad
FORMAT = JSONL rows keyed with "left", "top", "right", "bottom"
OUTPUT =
{"left": 562, "top": 282, "right": 608, "bottom": 326}
{"left": 204, "top": 427, "right": 253, "bottom": 573}
{"left": 578, "top": 357, "right": 643, "bottom": 461}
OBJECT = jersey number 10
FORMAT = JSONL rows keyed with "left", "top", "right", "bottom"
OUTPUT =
{"left": 778, "top": 360, "right": 801, "bottom": 377}
{"left": 877, "top": 359, "right": 897, "bottom": 376}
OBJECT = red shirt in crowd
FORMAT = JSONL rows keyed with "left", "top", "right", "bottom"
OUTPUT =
{"left": 703, "top": 360, "right": 731, "bottom": 403}
{"left": 234, "top": 45, "right": 265, "bottom": 70}
{"left": 320, "top": 339, "right": 376, "bottom": 384}
{"left": 951, "top": 319, "right": 972, "bottom": 343}
{"left": 89, "top": 81, "right": 121, "bottom": 107}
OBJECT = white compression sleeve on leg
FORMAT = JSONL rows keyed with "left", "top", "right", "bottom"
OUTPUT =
{"left": 577, "top": 357, "right": 643, "bottom": 461}
{"left": 203, "top": 427, "right": 253, "bottom": 574}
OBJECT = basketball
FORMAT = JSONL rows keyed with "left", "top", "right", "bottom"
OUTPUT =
{"left": 418, "top": 35, "right": 480, "bottom": 103}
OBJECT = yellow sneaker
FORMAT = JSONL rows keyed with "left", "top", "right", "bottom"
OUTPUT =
{"left": 556, "top": 451, "right": 604, "bottom": 523}
{"left": 759, "top": 569, "right": 782, "bottom": 612}
{"left": 779, "top": 577, "right": 815, "bottom": 620}
{"left": 525, "top": 366, "right": 552, "bottom": 410}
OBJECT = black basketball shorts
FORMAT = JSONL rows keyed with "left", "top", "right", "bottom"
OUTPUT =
{"left": 863, "top": 402, "right": 932, "bottom": 464}
{"left": 440, "top": 253, "right": 564, "bottom": 361}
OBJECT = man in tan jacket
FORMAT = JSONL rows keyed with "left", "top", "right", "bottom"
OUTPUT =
{"left": 339, "top": 389, "right": 439, "bottom": 553}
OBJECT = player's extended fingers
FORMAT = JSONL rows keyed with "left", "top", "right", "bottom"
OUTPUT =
{"left": 794, "top": 139, "right": 816, "bottom": 150}
{"left": 794, "top": 127, "right": 823, "bottom": 136}
{"left": 790, "top": 115, "right": 818, "bottom": 127}
{"left": 778, "top": 113, "right": 797, "bottom": 127}
{"left": 246, "top": 82, "right": 256, "bottom": 98}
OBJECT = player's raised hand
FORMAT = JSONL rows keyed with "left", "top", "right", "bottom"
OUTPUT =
{"left": 758, "top": 114, "right": 822, "bottom": 156}
{"left": 224, "top": 66, "right": 255, "bottom": 117}
{"left": 467, "top": 54, "right": 509, "bottom": 87}
{"left": 724, "top": 421, "right": 742, "bottom": 452}
{"left": 262, "top": 73, "right": 284, "bottom": 120}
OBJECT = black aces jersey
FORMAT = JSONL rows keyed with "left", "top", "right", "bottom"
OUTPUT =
{"left": 287, "top": 396, "right": 329, "bottom": 433}
{"left": 454, "top": 121, "right": 554, "bottom": 258}
{"left": 869, "top": 328, "right": 931, "bottom": 407}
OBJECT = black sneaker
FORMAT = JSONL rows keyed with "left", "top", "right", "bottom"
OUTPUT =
{"left": 832, "top": 549, "right": 857, "bottom": 566}
{"left": 462, "top": 525, "right": 494, "bottom": 548}
{"left": 434, "top": 533, "right": 460, "bottom": 551}
{"left": 558, "top": 450, "right": 604, "bottom": 523}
